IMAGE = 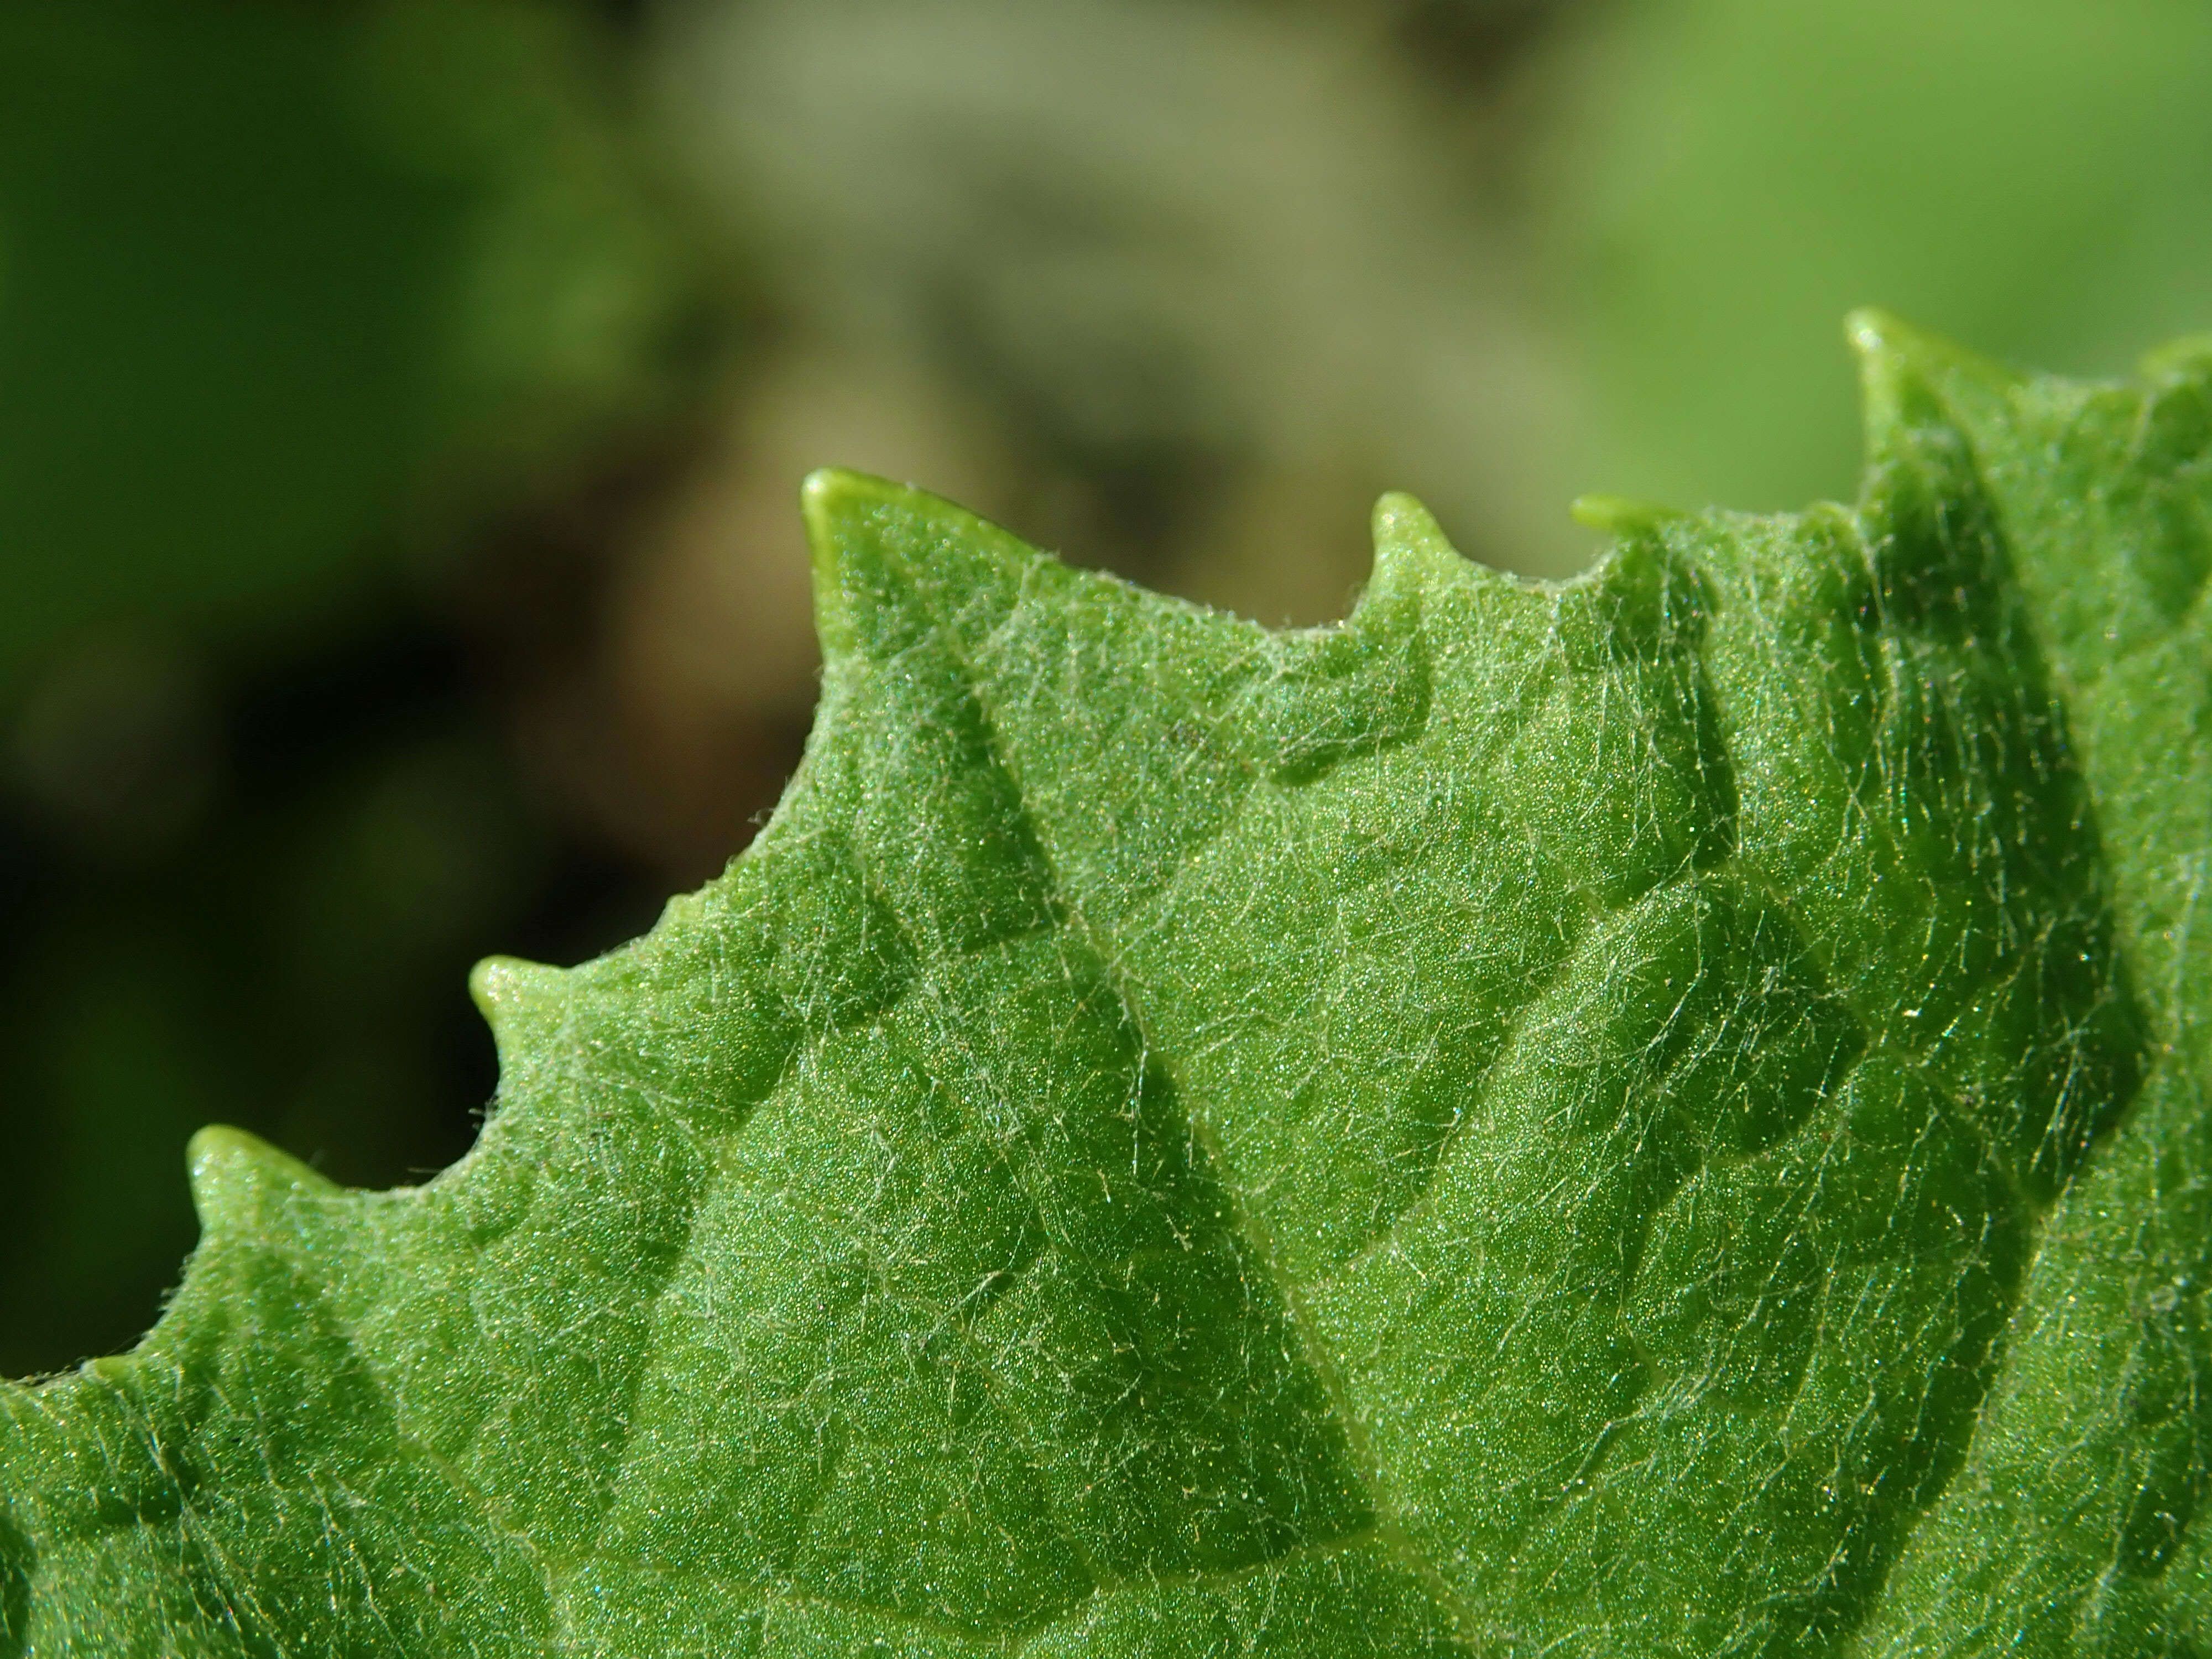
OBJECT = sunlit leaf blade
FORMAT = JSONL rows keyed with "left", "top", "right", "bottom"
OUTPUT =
{"left": 3, "top": 316, "right": 2210, "bottom": 1656}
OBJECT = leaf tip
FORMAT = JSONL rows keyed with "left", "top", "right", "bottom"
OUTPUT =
{"left": 800, "top": 465, "right": 899, "bottom": 529}
{"left": 1846, "top": 306, "right": 1987, "bottom": 377}
{"left": 187, "top": 1125, "right": 337, "bottom": 1234}
{"left": 1848, "top": 307, "right": 2018, "bottom": 459}
{"left": 1370, "top": 491, "right": 1470, "bottom": 590}
{"left": 1844, "top": 304, "right": 1908, "bottom": 359}
{"left": 1848, "top": 306, "right": 1945, "bottom": 437}
{"left": 469, "top": 953, "right": 565, "bottom": 1019}
{"left": 469, "top": 953, "right": 571, "bottom": 1091}
{"left": 800, "top": 466, "right": 877, "bottom": 662}
{"left": 801, "top": 465, "right": 1027, "bottom": 654}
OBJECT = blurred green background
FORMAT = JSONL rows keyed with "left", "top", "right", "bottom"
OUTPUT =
{"left": 3, "top": 0, "right": 2207, "bottom": 1376}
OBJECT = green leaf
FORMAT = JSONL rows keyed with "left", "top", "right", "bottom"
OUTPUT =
{"left": 5, "top": 314, "right": 2211, "bottom": 1656}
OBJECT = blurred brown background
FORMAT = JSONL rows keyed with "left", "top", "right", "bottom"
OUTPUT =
{"left": 3, "top": 0, "right": 2208, "bottom": 1375}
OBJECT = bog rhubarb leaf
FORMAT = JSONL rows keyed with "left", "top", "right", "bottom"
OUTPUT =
{"left": 5, "top": 314, "right": 2212, "bottom": 1656}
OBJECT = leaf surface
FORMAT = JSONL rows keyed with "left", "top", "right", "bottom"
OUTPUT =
{"left": 4, "top": 316, "right": 2212, "bottom": 1656}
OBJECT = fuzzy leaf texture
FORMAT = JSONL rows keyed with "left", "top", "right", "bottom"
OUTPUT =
{"left": 6, "top": 314, "right": 2212, "bottom": 1657}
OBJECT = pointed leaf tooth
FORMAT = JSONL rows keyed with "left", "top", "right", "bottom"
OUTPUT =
{"left": 1368, "top": 491, "right": 1474, "bottom": 597}
{"left": 1849, "top": 305, "right": 1954, "bottom": 455}
{"left": 468, "top": 952, "right": 572, "bottom": 1074}
{"left": 800, "top": 465, "right": 1048, "bottom": 671}
{"left": 1848, "top": 306, "right": 2022, "bottom": 462}
{"left": 800, "top": 465, "right": 872, "bottom": 665}
{"left": 186, "top": 1125, "right": 338, "bottom": 1238}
